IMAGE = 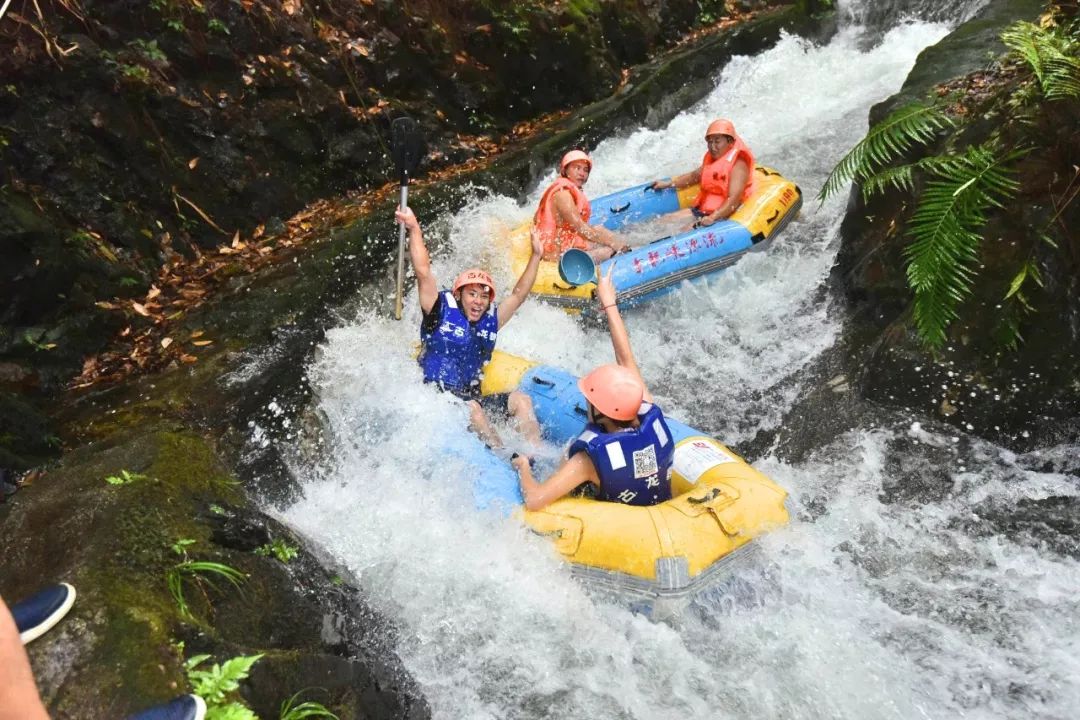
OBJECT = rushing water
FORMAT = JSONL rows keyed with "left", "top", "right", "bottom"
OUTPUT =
{"left": 278, "top": 2, "right": 1080, "bottom": 718}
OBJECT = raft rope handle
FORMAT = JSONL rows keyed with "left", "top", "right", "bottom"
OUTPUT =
{"left": 531, "top": 376, "right": 556, "bottom": 387}
{"left": 609, "top": 202, "right": 631, "bottom": 214}
{"left": 687, "top": 488, "right": 724, "bottom": 505}
{"left": 573, "top": 404, "right": 588, "bottom": 417}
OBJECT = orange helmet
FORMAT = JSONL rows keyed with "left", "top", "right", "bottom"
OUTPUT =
{"left": 578, "top": 364, "right": 644, "bottom": 421}
{"left": 559, "top": 150, "right": 593, "bottom": 175}
{"left": 705, "top": 118, "right": 736, "bottom": 140}
{"left": 452, "top": 268, "right": 495, "bottom": 296}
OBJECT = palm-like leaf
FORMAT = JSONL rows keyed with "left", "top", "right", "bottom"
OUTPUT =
{"left": 818, "top": 102, "right": 953, "bottom": 200}
{"left": 903, "top": 145, "right": 1024, "bottom": 346}
{"left": 860, "top": 155, "right": 958, "bottom": 199}
{"left": 1002, "top": 20, "right": 1080, "bottom": 100}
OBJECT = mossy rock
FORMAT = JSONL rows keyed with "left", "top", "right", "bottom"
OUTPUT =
{"left": 0, "top": 429, "right": 427, "bottom": 718}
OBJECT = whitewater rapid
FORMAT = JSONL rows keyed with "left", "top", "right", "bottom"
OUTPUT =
{"left": 277, "top": 4, "right": 1080, "bottom": 719}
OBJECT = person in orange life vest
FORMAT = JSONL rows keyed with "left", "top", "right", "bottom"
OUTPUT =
{"left": 511, "top": 262, "right": 674, "bottom": 511}
{"left": 397, "top": 206, "right": 544, "bottom": 449}
{"left": 649, "top": 118, "right": 755, "bottom": 229}
{"left": 533, "top": 150, "right": 630, "bottom": 263}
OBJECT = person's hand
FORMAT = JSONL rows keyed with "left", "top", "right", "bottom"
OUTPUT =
{"left": 511, "top": 454, "right": 532, "bottom": 472}
{"left": 697, "top": 213, "right": 717, "bottom": 228}
{"left": 609, "top": 238, "right": 630, "bottom": 254}
{"left": 596, "top": 261, "right": 617, "bottom": 309}
{"left": 395, "top": 206, "right": 419, "bottom": 230}
{"left": 650, "top": 179, "right": 671, "bottom": 191}
{"left": 529, "top": 225, "right": 543, "bottom": 257}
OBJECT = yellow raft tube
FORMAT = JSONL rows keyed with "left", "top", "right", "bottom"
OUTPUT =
{"left": 477, "top": 351, "right": 790, "bottom": 613}
{"left": 497, "top": 166, "right": 802, "bottom": 314}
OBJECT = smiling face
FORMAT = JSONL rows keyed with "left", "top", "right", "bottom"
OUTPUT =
{"left": 456, "top": 284, "right": 492, "bottom": 322}
{"left": 706, "top": 133, "right": 733, "bottom": 159}
{"left": 562, "top": 160, "right": 591, "bottom": 187}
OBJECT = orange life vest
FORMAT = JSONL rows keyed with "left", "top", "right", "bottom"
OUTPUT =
{"left": 533, "top": 177, "right": 592, "bottom": 257}
{"left": 694, "top": 139, "right": 755, "bottom": 215}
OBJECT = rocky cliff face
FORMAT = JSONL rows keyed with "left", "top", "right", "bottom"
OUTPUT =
{"left": 831, "top": 0, "right": 1080, "bottom": 450}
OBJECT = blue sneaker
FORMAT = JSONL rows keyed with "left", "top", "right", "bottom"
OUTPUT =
{"left": 126, "top": 695, "right": 207, "bottom": 720}
{"left": 12, "top": 582, "right": 76, "bottom": 644}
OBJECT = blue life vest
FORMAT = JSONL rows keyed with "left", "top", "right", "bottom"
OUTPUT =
{"left": 419, "top": 290, "right": 499, "bottom": 397}
{"left": 568, "top": 402, "right": 674, "bottom": 506}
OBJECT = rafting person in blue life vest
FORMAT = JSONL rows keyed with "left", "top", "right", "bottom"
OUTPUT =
{"left": 649, "top": 118, "right": 755, "bottom": 229}
{"left": 396, "top": 206, "right": 544, "bottom": 449}
{"left": 511, "top": 263, "right": 674, "bottom": 511}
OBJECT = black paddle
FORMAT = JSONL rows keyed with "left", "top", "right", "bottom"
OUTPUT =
{"left": 390, "top": 116, "right": 425, "bottom": 320}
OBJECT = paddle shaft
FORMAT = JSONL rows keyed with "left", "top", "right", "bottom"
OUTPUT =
{"left": 394, "top": 183, "right": 409, "bottom": 320}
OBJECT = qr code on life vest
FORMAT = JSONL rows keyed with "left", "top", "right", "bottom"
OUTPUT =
{"left": 633, "top": 446, "right": 658, "bottom": 478}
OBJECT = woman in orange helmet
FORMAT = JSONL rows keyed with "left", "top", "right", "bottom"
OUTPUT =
{"left": 397, "top": 206, "right": 544, "bottom": 448}
{"left": 511, "top": 263, "right": 674, "bottom": 511}
{"left": 533, "top": 150, "right": 630, "bottom": 262}
{"left": 650, "top": 118, "right": 755, "bottom": 228}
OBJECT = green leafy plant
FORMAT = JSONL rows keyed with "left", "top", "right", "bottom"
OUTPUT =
{"left": 186, "top": 653, "right": 263, "bottom": 720}
{"left": 818, "top": 101, "right": 954, "bottom": 201}
{"left": 208, "top": 18, "right": 230, "bottom": 35}
{"left": 22, "top": 331, "right": 57, "bottom": 352}
{"left": 255, "top": 538, "right": 299, "bottom": 564}
{"left": 105, "top": 469, "right": 149, "bottom": 485}
{"left": 130, "top": 38, "right": 168, "bottom": 63}
{"left": 1001, "top": 19, "right": 1080, "bottom": 100}
{"left": 166, "top": 539, "right": 246, "bottom": 618}
{"left": 902, "top": 144, "right": 1024, "bottom": 346}
{"left": 279, "top": 691, "right": 338, "bottom": 720}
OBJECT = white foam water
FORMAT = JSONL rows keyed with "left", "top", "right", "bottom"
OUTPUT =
{"left": 280, "top": 7, "right": 1080, "bottom": 720}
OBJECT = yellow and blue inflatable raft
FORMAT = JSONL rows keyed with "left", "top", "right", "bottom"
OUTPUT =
{"left": 501, "top": 166, "right": 801, "bottom": 316}
{"left": 458, "top": 351, "right": 790, "bottom": 615}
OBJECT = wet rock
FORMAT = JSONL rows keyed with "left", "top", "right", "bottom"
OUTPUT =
{"left": 0, "top": 430, "right": 428, "bottom": 719}
{"left": 831, "top": 0, "right": 1079, "bottom": 452}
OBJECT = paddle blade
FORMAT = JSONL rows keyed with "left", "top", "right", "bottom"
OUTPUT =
{"left": 391, "top": 116, "right": 425, "bottom": 185}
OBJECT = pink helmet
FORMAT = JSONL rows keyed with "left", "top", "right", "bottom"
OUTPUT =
{"left": 452, "top": 268, "right": 495, "bottom": 296}
{"left": 577, "top": 364, "right": 644, "bottom": 421}
{"left": 705, "top": 118, "right": 736, "bottom": 140}
{"left": 559, "top": 150, "right": 593, "bottom": 175}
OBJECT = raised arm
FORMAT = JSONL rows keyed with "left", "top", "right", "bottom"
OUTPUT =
{"left": 595, "top": 262, "right": 652, "bottom": 403}
{"left": 497, "top": 226, "right": 543, "bottom": 327}
{"left": 396, "top": 207, "right": 438, "bottom": 314}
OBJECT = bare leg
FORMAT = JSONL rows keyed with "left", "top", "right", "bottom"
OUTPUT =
{"left": 585, "top": 244, "right": 615, "bottom": 263}
{"left": 0, "top": 597, "right": 50, "bottom": 720}
{"left": 466, "top": 400, "right": 504, "bottom": 449}
{"left": 506, "top": 391, "right": 542, "bottom": 448}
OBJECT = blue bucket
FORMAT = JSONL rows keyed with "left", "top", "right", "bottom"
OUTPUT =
{"left": 558, "top": 248, "right": 596, "bottom": 286}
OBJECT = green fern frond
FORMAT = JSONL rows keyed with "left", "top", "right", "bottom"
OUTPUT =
{"left": 860, "top": 155, "right": 958, "bottom": 199}
{"left": 1002, "top": 19, "right": 1080, "bottom": 100}
{"left": 902, "top": 144, "right": 1023, "bottom": 347}
{"left": 818, "top": 102, "right": 953, "bottom": 201}
{"left": 1002, "top": 22, "right": 1048, "bottom": 84}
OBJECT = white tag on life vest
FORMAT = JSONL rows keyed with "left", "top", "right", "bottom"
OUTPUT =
{"left": 674, "top": 440, "right": 735, "bottom": 485}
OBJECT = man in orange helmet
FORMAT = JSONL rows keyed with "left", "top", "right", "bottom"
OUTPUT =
{"left": 650, "top": 118, "right": 756, "bottom": 228}
{"left": 397, "top": 206, "right": 543, "bottom": 448}
{"left": 533, "top": 150, "right": 629, "bottom": 262}
{"left": 511, "top": 263, "right": 674, "bottom": 510}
